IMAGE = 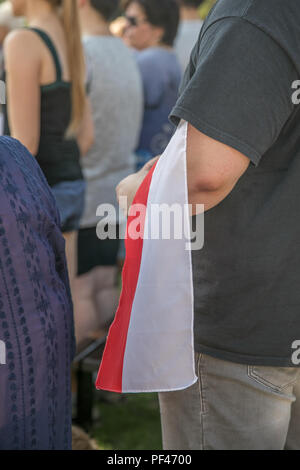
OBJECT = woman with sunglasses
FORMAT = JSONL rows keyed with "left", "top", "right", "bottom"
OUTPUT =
{"left": 123, "top": 0, "right": 182, "bottom": 170}
{"left": 3, "top": 0, "right": 94, "bottom": 290}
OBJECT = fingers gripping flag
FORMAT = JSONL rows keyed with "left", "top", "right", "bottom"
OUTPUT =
{"left": 96, "top": 120, "right": 197, "bottom": 393}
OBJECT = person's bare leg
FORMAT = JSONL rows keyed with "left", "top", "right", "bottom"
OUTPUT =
{"left": 73, "top": 266, "right": 119, "bottom": 348}
{"left": 63, "top": 231, "right": 79, "bottom": 405}
{"left": 93, "top": 266, "right": 119, "bottom": 327}
{"left": 73, "top": 270, "right": 99, "bottom": 347}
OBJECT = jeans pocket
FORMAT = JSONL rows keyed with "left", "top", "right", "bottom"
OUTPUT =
{"left": 247, "top": 365, "right": 299, "bottom": 392}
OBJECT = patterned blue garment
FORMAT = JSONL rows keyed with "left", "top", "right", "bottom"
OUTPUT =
{"left": 0, "top": 137, "right": 75, "bottom": 450}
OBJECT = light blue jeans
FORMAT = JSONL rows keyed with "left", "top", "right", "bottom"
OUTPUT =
{"left": 51, "top": 179, "right": 86, "bottom": 233}
{"left": 158, "top": 353, "right": 300, "bottom": 450}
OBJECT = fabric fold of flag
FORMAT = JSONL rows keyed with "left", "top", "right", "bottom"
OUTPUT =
{"left": 96, "top": 120, "right": 197, "bottom": 393}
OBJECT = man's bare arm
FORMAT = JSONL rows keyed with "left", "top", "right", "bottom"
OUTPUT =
{"left": 116, "top": 122, "right": 250, "bottom": 215}
{"left": 187, "top": 124, "right": 250, "bottom": 214}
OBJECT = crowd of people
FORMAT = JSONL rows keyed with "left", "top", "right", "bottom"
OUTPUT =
{"left": 0, "top": 0, "right": 205, "bottom": 450}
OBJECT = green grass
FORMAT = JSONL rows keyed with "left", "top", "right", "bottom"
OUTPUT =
{"left": 92, "top": 392, "right": 162, "bottom": 450}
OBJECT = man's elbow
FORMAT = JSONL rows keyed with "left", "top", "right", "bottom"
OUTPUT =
{"left": 193, "top": 174, "right": 228, "bottom": 193}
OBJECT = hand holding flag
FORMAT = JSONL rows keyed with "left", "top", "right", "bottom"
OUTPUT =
{"left": 116, "top": 156, "right": 160, "bottom": 214}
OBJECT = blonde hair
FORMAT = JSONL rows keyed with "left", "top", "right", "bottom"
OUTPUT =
{"left": 47, "top": 0, "right": 86, "bottom": 137}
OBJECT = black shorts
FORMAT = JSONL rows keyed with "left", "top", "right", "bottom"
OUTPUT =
{"left": 77, "top": 225, "right": 120, "bottom": 276}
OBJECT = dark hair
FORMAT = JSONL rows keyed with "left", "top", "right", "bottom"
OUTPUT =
{"left": 90, "top": 0, "right": 120, "bottom": 21}
{"left": 124, "top": 0, "right": 180, "bottom": 47}
{"left": 178, "top": 0, "right": 205, "bottom": 7}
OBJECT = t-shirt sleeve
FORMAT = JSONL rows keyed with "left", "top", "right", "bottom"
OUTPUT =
{"left": 169, "top": 17, "right": 297, "bottom": 166}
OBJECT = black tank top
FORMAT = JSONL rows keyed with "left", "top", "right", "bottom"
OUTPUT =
{"left": 3, "top": 27, "right": 83, "bottom": 187}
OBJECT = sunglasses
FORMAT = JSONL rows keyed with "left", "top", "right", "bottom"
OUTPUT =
{"left": 124, "top": 15, "right": 149, "bottom": 27}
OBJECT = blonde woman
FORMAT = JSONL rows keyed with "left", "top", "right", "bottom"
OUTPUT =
{"left": 3, "top": 0, "right": 94, "bottom": 289}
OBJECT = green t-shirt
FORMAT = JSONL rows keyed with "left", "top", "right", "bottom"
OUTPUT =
{"left": 170, "top": 0, "right": 300, "bottom": 366}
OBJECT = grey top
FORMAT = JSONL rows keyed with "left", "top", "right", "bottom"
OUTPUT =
{"left": 80, "top": 36, "right": 143, "bottom": 228}
{"left": 175, "top": 19, "right": 203, "bottom": 73}
{"left": 170, "top": 0, "right": 300, "bottom": 366}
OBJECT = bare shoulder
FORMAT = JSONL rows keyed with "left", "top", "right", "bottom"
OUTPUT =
{"left": 4, "top": 29, "right": 42, "bottom": 64}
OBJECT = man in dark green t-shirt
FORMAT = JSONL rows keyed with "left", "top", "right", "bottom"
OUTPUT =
{"left": 117, "top": 0, "right": 300, "bottom": 449}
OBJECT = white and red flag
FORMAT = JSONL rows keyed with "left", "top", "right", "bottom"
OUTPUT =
{"left": 96, "top": 120, "right": 197, "bottom": 393}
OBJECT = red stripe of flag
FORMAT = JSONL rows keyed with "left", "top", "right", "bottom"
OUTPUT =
{"left": 95, "top": 163, "right": 157, "bottom": 392}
